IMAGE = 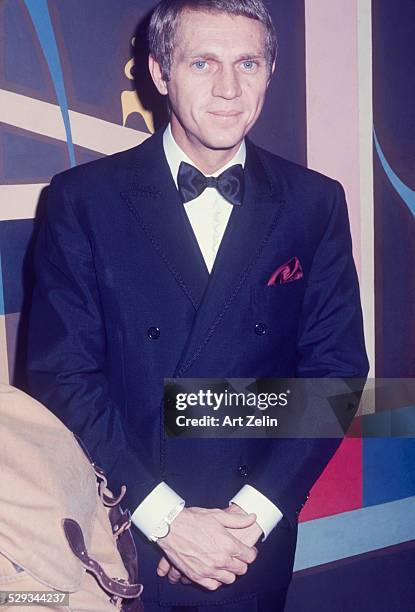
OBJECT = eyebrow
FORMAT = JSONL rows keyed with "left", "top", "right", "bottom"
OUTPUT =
{"left": 237, "top": 54, "right": 266, "bottom": 61}
{"left": 188, "top": 52, "right": 266, "bottom": 61}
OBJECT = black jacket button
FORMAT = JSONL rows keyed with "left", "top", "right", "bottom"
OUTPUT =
{"left": 147, "top": 326, "right": 160, "bottom": 339}
{"left": 255, "top": 323, "right": 267, "bottom": 336}
{"left": 238, "top": 465, "right": 249, "bottom": 477}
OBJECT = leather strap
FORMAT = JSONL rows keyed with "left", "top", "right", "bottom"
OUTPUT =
{"left": 63, "top": 518, "right": 143, "bottom": 599}
{"left": 109, "top": 506, "right": 138, "bottom": 585}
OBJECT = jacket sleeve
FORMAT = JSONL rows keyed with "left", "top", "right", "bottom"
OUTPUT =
{"left": 247, "top": 180, "right": 369, "bottom": 527}
{"left": 26, "top": 174, "right": 159, "bottom": 509}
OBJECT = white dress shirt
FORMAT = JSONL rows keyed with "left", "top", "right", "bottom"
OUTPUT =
{"left": 131, "top": 125, "right": 283, "bottom": 541}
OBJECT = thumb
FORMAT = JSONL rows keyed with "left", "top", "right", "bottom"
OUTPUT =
{"left": 157, "top": 556, "right": 171, "bottom": 577}
{"left": 215, "top": 510, "right": 257, "bottom": 528}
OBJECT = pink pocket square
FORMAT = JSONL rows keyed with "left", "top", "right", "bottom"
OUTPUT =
{"left": 267, "top": 256, "right": 303, "bottom": 286}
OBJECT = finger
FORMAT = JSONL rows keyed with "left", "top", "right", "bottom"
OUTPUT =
{"left": 157, "top": 556, "right": 171, "bottom": 577}
{"left": 199, "top": 578, "right": 222, "bottom": 591}
{"left": 194, "top": 559, "right": 237, "bottom": 586}
{"left": 180, "top": 576, "right": 192, "bottom": 585}
{"left": 207, "top": 551, "right": 248, "bottom": 575}
{"left": 220, "top": 557, "right": 248, "bottom": 576}
{"left": 167, "top": 566, "right": 182, "bottom": 584}
{"left": 215, "top": 510, "right": 257, "bottom": 529}
{"left": 209, "top": 569, "right": 237, "bottom": 585}
{"left": 229, "top": 539, "right": 258, "bottom": 565}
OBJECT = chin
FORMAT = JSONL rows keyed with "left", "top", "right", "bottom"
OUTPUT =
{"left": 202, "top": 131, "right": 246, "bottom": 151}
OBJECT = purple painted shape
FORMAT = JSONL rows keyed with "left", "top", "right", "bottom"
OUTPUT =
{"left": 1, "top": 0, "right": 50, "bottom": 95}
{"left": 373, "top": 0, "right": 415, "bottom": 378}
{"left": 286, "top": 540, "right": 415, "bottom": 612}
{"left": 1, "top": 127, "right": 67, "bottom": 182}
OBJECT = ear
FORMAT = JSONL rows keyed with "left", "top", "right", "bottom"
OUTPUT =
{"left": 149, "top": 55, "right": 169, "bottom": 96}
{"left": 267, "top": 60, "right": 276, "bottom": 86}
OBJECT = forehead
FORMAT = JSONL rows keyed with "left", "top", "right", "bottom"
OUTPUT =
{"left": 173, "top": 9, "right": 266, "bottom": 57}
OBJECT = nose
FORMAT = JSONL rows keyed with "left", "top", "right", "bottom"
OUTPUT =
{"left": 212, "top": 64, "right": 242, "bottom": 99}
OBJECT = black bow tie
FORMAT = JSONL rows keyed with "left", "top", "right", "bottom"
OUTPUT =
{"left": 177, "top": 161, "right": 244, "bottom": 207}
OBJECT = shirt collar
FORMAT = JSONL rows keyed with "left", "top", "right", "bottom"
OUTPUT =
{"left": 163, "top": 123, "right": 246, "bottom": 188}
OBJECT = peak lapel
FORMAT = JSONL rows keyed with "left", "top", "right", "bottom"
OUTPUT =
{"left": 175, "top": 139, "right": 286, "bottom": 376}
{"left": 120, "top": 130, "right": 209, "bottom": 310}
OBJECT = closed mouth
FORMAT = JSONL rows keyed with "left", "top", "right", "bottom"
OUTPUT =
{"left": 209, "top": 111, "right": 243, "bottom": 117}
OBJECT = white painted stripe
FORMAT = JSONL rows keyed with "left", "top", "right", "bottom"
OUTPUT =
{"left": 295, "top": 496, "right": 415, "bottom": 570}
{"left": 357, "top": 0, "right": 375, "bottom": 376}
{"left": 0, "top": 89, "right": 150, "bottom": 154}
{"left": 0, "top": 184, "right": 47, "bottom": 221}
{"left": 0, "top": 89, "right": 66, "bottom": 140}
{"left": 68, "top": 108, "right": 150, "bottom": 155}
{"left": 0, "top": 316, "right": 9, "bottom": 384}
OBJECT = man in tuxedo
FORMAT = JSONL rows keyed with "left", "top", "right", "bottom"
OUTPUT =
{"left": 27, "top": 0, "right": 369, "bottom": 610}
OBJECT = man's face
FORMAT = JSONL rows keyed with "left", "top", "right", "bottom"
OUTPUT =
{"left": 150, "top": 9, "right": 273, "bottom": 159}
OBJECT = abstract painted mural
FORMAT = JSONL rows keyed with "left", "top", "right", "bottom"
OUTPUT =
{"left": 0, "top": 0, "right": 414, "bottom": 608}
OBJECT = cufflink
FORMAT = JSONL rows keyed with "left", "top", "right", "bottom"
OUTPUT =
{"left": 149, "top": 518, "right": 170, "bottom": 542}
{"left": 149, "top": 502, "right": 184, "bottom": 542}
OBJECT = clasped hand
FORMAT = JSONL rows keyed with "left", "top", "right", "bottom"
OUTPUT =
{"left": 156, "top": 505, "right": 262, "bottom": 591}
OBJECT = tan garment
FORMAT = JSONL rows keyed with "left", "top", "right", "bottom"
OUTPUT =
{"left": 0, "top": 384, "right": 143, "bottom": 611}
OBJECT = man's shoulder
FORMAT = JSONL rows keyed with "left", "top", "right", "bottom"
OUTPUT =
{"left": 253, "top": 142, "right": 342, "bottom": 199}
{"left": 49, "top": 131, "right": 160, "bottom": 195}
{"left": 49, "top": 145, "right": 140, "bottom": 192}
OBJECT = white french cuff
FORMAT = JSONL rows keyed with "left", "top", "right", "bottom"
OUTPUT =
{"left": 131, "top": 482, "right": 185, "bottom": 541}
{"left": 230, "top": 484, "right": 283, "bottom": 541}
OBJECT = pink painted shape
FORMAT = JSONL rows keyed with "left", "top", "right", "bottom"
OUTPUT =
{"left": 299, "top": 438, "right": 362, "bottom": 522}
{"left": 305, "top": 0, "right": 361, "bottom": 275}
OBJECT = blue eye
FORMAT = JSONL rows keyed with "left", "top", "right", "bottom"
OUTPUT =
{"left": 194, "top": 60, "right": 208, "bottom": 70}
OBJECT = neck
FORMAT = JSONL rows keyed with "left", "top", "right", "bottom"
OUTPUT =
{"left": 170, "top": 123, "right": 241, "bottom": 175}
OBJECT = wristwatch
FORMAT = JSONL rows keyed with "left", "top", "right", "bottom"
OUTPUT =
{"left": 149, "top": 502, "right": 185, "bottom": 542}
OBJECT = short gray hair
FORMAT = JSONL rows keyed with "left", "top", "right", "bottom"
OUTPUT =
{"left": 148, "top": 0, "right": 277, "bottom": 80}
